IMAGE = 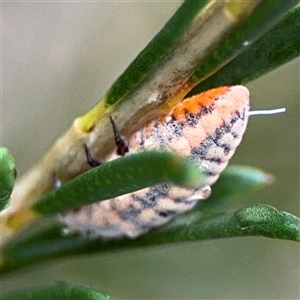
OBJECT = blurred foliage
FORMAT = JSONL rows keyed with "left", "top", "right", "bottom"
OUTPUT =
{"left": 1, "top": 283, "right": 112, "bottom": 300}
{"left": 0, "top": 147, "right": 17, "bottom": 211}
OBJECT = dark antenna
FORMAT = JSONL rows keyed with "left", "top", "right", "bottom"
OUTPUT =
{"left": 109, "top": 116, "right": 129, "bottom": 156}
{"left": 84, "top": 144, "right": 102, "bottom": 167}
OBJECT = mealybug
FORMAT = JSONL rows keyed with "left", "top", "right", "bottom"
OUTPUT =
{"left": 60, "top": 86, "right": 283, "bottom": 239}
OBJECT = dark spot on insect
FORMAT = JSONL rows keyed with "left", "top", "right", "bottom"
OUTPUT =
{"left": 120, "top": 205, "right": 141, "bottom": 221}
{"left": 167, "top": 119, "right": 183, "bottom": 137}
{"left": 158, "top": 210, "right": 176, "bottom": 218}
{"left": 202, "top": 170, "right": 218, "bottom": 177}
{"left": 199, "top": 105, "right": 214, "bottom": 116}
{"left": 232, "top": 132, "right": 239, "bottom": 139}
{"left": 183, "top": 108, "right": 189, "bottom": 115}
{"left": 71, "top": 207, "right": 81, "bottom": 214}
{"left": 185, "top": 113, "right": 198, "bottom": 127}
{"left": 207, "top": 156, "right": 222, "bottom": 163}
{"left": 223, "top": 146, "right": 230, "bottom": 155}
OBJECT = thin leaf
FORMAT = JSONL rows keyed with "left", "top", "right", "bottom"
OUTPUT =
{"left": 199, "top": 165, "right": 274, "bottom": 211}
{"left": 3, "top": 166, "right": 299, "bottom": 275}
{"left": 188, "top": 5, "right": 300, "bottom": 94}
{"left": 1, "top": 283, "right": 112, "bottom": 300}
{"left": 104, "top": 0, "right": 211, "bottom": 105}
{"left": 188, "top": 1, "right": 298, "bottom": 86}
{"left": 79, "top": 0, "right": 257, "bottom": 131}
{"left": 1, "top": 204, "right": 299, "bottom": 275}
{"left": 32, "top": 151, "right": 204, "bottom": 215}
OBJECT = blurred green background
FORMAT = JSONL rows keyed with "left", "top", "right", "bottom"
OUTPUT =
{"left": 2, "top": 2, "right": 299, "bottom": 299}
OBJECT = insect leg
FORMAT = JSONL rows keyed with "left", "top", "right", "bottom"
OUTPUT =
{"left": 84, "top": 144, "right": 102, "bottom": 167}
{"left": 109, "top": 116, "right": 129, "bottom": 156}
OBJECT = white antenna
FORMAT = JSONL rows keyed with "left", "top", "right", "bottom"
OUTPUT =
{"left": 247, "top": 107, "right": 286, "bottom": 116}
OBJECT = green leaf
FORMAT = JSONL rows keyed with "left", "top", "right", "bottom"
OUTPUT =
{"left": 2, "top": 165, "right": 299, "bottom": 275}
{"left": 1, "top": 283, "right": 112, "bottom": 300}
{"left": 199, "top": 165, "right": 274, "bottom": 211}
{"left": 32, "top": 151, "right": 204, "bottom": 215}
{"left": 2, "top": 205, "right": 299, "bottom": 275}
{"left": 0, "top": 147, "right": 17, "bottom": 211}
{"left": 103, "top": 0, "right": 298, "bottom": 107}
{"left": 188, "top": 1, "right": 298, "bottom": 85}
{"left": 80, "top": 1, "right": 297, "bottom": 133}
{"left": 234, "top": 204, "right": 300, "bottom": 241}
{"left": 105, "top": 0, "right": 211, "bottom": 105}
{"left": 188, "top": 5, "right": 300, "bottom": 94}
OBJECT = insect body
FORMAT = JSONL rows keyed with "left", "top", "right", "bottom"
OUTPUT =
{"left": 61, "top": 86, "right": 250, "bottom": 238}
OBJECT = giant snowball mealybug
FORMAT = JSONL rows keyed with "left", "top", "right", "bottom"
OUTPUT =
{"left": 60, "top": 86, "right": 250, "bottom": 238}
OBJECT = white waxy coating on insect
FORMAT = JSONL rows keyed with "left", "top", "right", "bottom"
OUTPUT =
{"left": 60, "top": 85, "right": 250, "bottom": 238}
{"left": 247, "top": 107, "right": 286, "bottom": 116}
